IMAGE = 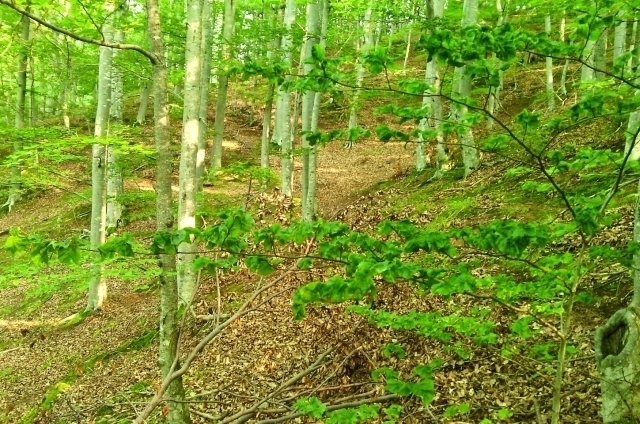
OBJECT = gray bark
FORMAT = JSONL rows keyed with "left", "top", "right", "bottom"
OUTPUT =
{"left": 301, "top": 0, "right": 321, "bottom": 222}
{"left": 177, "top": 0, "right": 204, "bottom": 307}
{"left": 136, "top": 83, "right": 150, "bottom": 124}
{"left": 613, "top": 20, "right": 627, "bottom": 64}
{"left": 147, "top": 0, "right": 192, "bottom": 421}
{"left": 197, "top": 0, "right": 214, "bottom": 186}
{"left": 86, "top": 25, "right": 113, "bottom": 312}
{"left": 210, "top": 0, "right": 236, "bottom": 169}
{"left": 457, "top": 0, "right": 479, "bottom": 177}
{"left": 595, "top": 180, "right": 640, "bottom": 422}
{"left": 5, "top": 11, "right": 30, "bottom": 212}
{"left": 594, "top": 29, "right": 608, "bottom": 80}
{"left": 273, "top": 0, "right": 296, "bottom": 196}
{"left": 347, "top": 2, "right": 373, "bottom": 133}
{"left": 545, "top": 15, "right": 555, "bottom": 110}
{"left": 106, "top": 13, "right": 123, "bottom": 233}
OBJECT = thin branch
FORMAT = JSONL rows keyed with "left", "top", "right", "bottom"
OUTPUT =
{"left": 218, "top": 348, "right": 334, "bottom": 424}
{"left": 254, "top": 394, "right": 399, "bottom": 424}
{"left": 0, "top": 0, "right": 158, "bottom": 64}
{"left": 134, "top": 243, "right": 313, "bottom": 423}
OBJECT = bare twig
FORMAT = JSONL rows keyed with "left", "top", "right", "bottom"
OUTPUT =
{"left": 218, "top": 347, "right": 334, "bottom": 424}
{"left": 254, "top": 394, "right": 399, "bottom": 424}
{"left": 134, "top": 243, "right": 313, "bottom": 423}
{"left": 0, "top": 0, "right": 158, "bottom": 64}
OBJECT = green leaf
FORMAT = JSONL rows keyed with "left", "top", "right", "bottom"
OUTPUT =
{"left": 293, "top": 397, "right": 327, "bottom": 419}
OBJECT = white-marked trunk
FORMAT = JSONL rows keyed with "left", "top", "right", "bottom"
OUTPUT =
{"left": 86, "top": 19, "right": 113, "bottom": 312}
{"left": 545, "top": 15, "right": 555, "bottom": 110}
{"left": 273, "top": 0, "right": 296, "bottom": 196}
{"left": 136, "top": 83, "right": 150, "bottom": 124}
{"left": 177, "top": 0, "right": 204, "bottom": 307}
{"left": 457, "top": 0, "right": 479, "bottom": 176}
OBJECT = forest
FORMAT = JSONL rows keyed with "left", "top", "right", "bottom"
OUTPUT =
{"left": 1, "top": 0, "right": 639, "bottom": 422}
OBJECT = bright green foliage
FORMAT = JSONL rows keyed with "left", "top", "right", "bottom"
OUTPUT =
{"left": 293, "top": 396, "right": 327, "bottom": 418}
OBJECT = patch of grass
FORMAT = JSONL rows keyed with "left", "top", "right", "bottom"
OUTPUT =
{"left": 119, "top": 190, "right": 157, "bottom": 225}
{"left": 427, "top": 195, "right": 477, "bottom": 230}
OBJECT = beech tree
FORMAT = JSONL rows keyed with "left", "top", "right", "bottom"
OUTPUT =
{"left": 210, "top": 0, "right": 236, "bottom": 170}
{"left": 177, "top": 0, "right": 204, "bottom": 307}
{"left": 5, "top": 1, "right": 640, "bottom": 423}
{"left": 273, "top": 0, "right": 296, "bottom": 196}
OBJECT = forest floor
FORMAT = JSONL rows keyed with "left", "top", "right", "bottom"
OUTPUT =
{"left": 0, "top": 61, "right": 632, "bottom": 424}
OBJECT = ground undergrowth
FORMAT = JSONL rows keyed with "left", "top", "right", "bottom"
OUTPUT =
{"left": 0, "top": 62, "right": 633, "bottom": 423}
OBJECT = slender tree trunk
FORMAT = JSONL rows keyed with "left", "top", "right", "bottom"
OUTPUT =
{"left": 177, "top": 0, "right": 204, "bottom": 308}
{"left": 86, "top": 22, "right": 113, "bottom": 312}
{"left": 147, "top": 0, "right": 192, "bottom": 421}
{"left": 210, "top": 0, "right": 236, "bottom": 169}
{"left": 613, "top": 19, "right": 627, "bottom": 64}
{"left": 110, "top": 16, "right": 124, "bottom": 123}
{"left": 594, "top": 28, "right": 608, "bottom": 80}
{"left": 136, "top": 82, "right": 150, "bottom": 124}
{"left": 628, "top": 20, "right": 638, "bottom": 69}
{"left": 403, "top": 29, "right": 412, "bottom": 70}
{"left": 106, "top": 11, "right": 123, "bottom": 233}
{"left": 273, "top": 0, "right": 296, "bottom": 196}
{"left": 487, "top": 0, "right": 505, "bottom": 128}
{"left": 581, "top": 40, "right": 596, "bottom": 86}
{"left": 301, "top": 0, "right": 321, "bottom": 222}
{"left": 29, "top": 54, "right": 36, "bottom": 126}
{"left": 417, "top": 0, "right": 445, "bottom": 172}
{"left": 457, "top": 0, "right": 479, "bottom": 177}
{"left": 260, "top": 7, "right": 280, "bottom": 186}
{"left": 6, "top": 11, "right": 30, "bottom": 211}
{"left": 559, "top": 13, "right": 569, "bottom": 98}
{"left": 347, "top": 2, "right": 373, "bottom": 137}
{"left": 197, "top": 0, "right": 214, "bottom": 186}
{"left": 632, "top": 20, "right": 640, "bottom": 70}
{"left": 545, "top": 15, "right": 555, "bottom": 110}
{"left": 304, "top": 0, "right": 328, "bottom": 218}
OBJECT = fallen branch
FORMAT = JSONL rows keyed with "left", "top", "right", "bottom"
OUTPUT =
{"left": 254, "top": 394, "right": 399, "bottom": 424}
{"left": 134, "top": 242, "right": 312, "bottom": 423}
{"left": 218, "top": 347, "right": 334, "bottom": 424}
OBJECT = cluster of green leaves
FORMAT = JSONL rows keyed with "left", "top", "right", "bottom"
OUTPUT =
{"left": 294, "top": 397, "right": 403, "bottom": 424}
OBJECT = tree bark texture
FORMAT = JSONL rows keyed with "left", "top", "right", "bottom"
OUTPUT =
{"left": 177, "top": 0, "right": 204, "bottom": 307}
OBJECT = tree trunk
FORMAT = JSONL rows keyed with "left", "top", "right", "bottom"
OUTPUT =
{"left": 210, "top": 0, "right": 236, "bottom": 169}
{"left": 304, "top": 0, "right": 328, "bottom": 217}
{"left": 86, "top": 25, "right": 113, "bottom": 312}
{"left": 273, "top": 0, "right": 296, "bottom": 197}
{"left": 177, "top": 0, "right": 204, "bottom": 308}
{"left": 110, "top": 14, "right": 124, "bottom": 124}
{"left": 545, "top": 15, "right": 555, "bottom": 110}
{"left": 417, "top": 0, "right": 445, "bottom": 172}
{"left": 106, "top": 12, "right": 123, "bottom": 233}
{"left": 29, "top": 54, "right": 36, "bottom": 126}
{"left": 457, "top": 0, "right": 479, "bottom": 177}
{"left": 633, "top": 20, "right": 640, "bottom": 70}
{"left": 136, "top": 82, "right": 150, "bottom": 124}
{"left": 595, "top": 180, "right": 640, "bottom": 422}
{"left": 581, "top": 39, "right": 596, "bottom": 81}
{"left": 594, "top": 28, "right": 608, "bottom": 80}
{"left": 347, "top": 2, "right": 373, "bottom": 138}
{"left": 197, "top": 0, "right": 214, "bottom": 187}
{"left": 301, "top": 0, "right": 320, "bottom": 222}
{"left": 147, "top": 0, "right": 192, "bottom": 421}
{"left": 7, "top": 11, "right": 30, "bottom": 212}
{"left": 613, "top": 19, "right": 627, "bottom": 64}
{"left": 559, "top": 13, "right": 569, "bottom": 98}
